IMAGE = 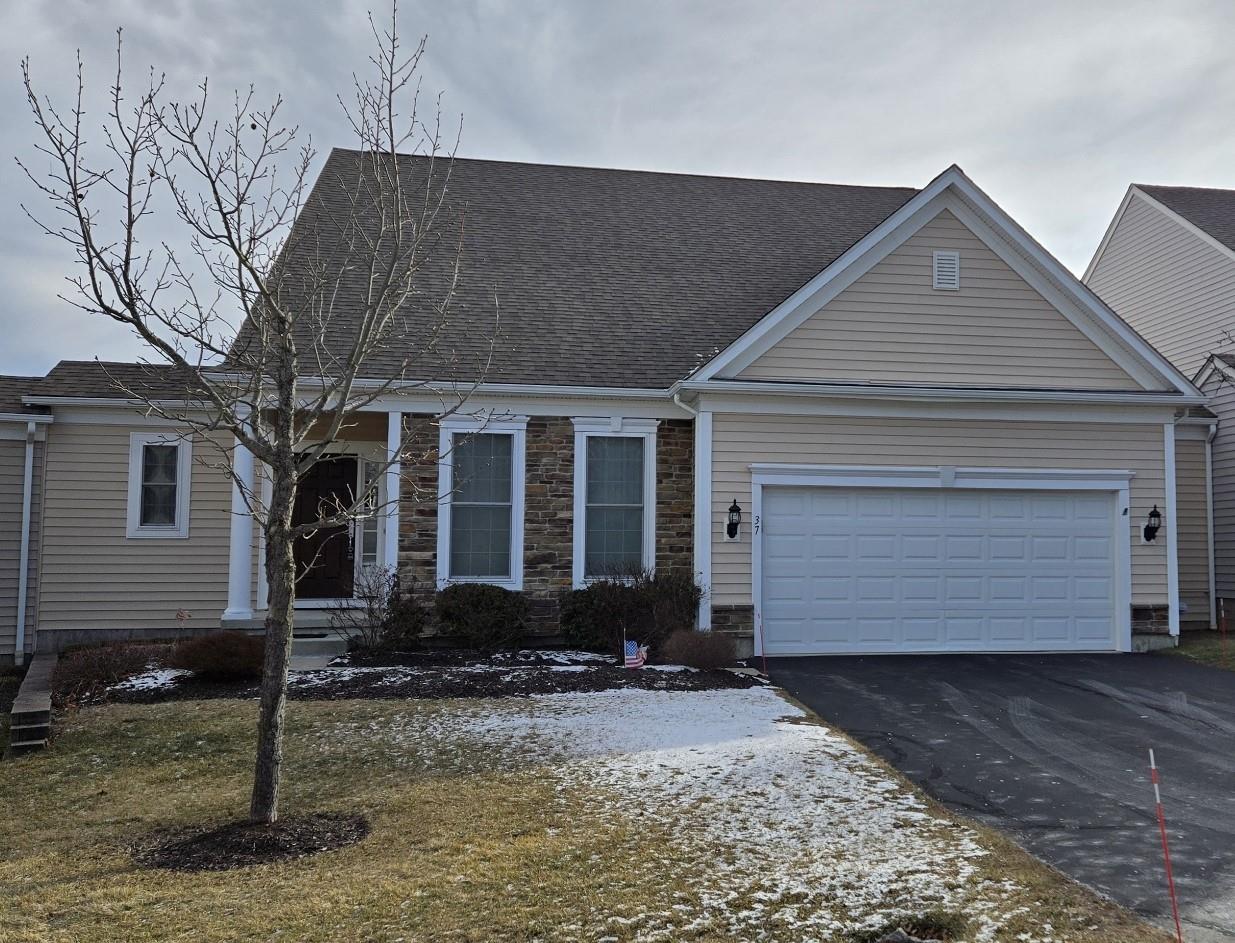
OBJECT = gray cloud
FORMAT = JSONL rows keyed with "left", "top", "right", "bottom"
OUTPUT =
{"left": 3, "top": 0, "right": 1234, "bottom": 374}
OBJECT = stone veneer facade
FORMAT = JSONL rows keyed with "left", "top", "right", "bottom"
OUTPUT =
{"left": 397, "top": 414, "right": 694, "bottom": 635}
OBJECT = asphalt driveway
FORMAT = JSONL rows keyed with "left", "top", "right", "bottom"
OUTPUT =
{"left": 770, "top": 653, "right": 1235, "bottom": 942}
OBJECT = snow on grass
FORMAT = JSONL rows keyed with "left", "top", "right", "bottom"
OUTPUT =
{"left": 349, "top": 687, "right": 1047, "bottom": 942}
{"left": 107, "top": 668, "right": 191, "bottom": 692}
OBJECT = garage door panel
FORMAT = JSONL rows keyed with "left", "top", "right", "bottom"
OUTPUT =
{"left": 761, "top": 486, "right": 1119, "bottom": 654}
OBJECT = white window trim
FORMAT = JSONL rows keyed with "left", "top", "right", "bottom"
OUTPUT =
{"left": 571, "top": 417, "right": 658, "bottom": 588}
{"left": 747, "top": 463, "right": 1134, "bottom": 657}
{"left": 126, "top": 431, "right": 193, "bottom": 539}
{"left": 436, "top": 415, "right": 528, "bottom": 590}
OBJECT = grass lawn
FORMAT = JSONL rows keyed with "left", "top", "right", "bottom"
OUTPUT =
{"left": 1160, "top": 629, "right": 1235, "bottom": 670}
{"left": 0, "top": 689, "right": 1170, "bottom": 943}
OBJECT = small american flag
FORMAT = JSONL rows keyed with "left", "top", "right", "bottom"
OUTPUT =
{"left": 624, "top": 638, "right": 647, "bottom": 669}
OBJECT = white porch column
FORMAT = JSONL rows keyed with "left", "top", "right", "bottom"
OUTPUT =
{"left": 384, "top": 411, "right": 403, "bottom": 575}
{"left": 222, "top": 435, "right": 256, "bottom": 621}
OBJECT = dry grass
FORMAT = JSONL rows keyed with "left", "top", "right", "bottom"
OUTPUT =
{"left": 1160, "top": 629, "right": 1235, "bottom": 671}
{"left": 0, "top": 697, "right": 1171, "bottom": 943}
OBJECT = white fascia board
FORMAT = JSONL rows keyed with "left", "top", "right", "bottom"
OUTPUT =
{"left": 690, "top": 164, "right": 1200, "bottom": 398}
{"left": 1082, "top": 184, "right": 1139, "bottom": 283}
{"left": 750, "top": 463, "right": 1135, "bottom": 492}
{"left": 690, "top": 165, "right": 963, "bottom": 382}
{"left": 940, "top": 171, "right": 1198, "bottom": 396}
{"left": 681, "top": 378, "right": 1202, "bottom": 406}
{"left": 1124, "top": 186, "right": 1235, "bottom": 271}
{"left": 0, "top": 412, "right": 52, "bottom": 424}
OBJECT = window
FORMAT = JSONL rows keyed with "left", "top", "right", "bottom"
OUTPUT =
{"left": 572, "top": 418, "right": 658, "bottom": 587}
{"left": 126, "top": 432, "right": 192, "bottom": 538}
{"left": 436, "top": 417, "right": 527, "bottom": 589}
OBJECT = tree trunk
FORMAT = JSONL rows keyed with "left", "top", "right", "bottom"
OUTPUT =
{"left": 250, "top": 457, "right": 297, "bottom": 824}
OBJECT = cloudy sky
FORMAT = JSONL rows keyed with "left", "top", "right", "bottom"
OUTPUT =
{"left": 2, "top": 0, "right": 1233, "bottom": 375}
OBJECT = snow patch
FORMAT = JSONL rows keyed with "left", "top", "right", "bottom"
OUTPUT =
{"left": 108, "top": 668, "right": 191, "bottom": 692}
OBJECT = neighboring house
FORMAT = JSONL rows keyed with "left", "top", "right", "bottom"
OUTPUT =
{"left": 0, "top": 155, "right": 1211, "bottom": 664}
{"left": 1085, "top": 184, "right": 1235, "bottom": 629}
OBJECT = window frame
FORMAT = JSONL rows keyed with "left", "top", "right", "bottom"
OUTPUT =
{"left": 126, "top": 431, "right": 193, "bottom": 539}
{"left": 436, "top": 415, "right": 527, "bottom": 590}
{"left": 571, "top": 417, "right": 658, "bottom": 588}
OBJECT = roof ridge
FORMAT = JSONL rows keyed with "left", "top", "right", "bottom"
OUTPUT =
{"left": 325, "top": 146, "right": 920, "bottom": 194}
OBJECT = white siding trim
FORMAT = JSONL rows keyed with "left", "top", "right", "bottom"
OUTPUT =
{"left": 1165, "top": 421, "right": 1181, "bottom": 636}
{"left": 571, "top": 418, "right": 659, "bottom": 588}
{"left": 436, "top": 415, "right": 528, "bottom": 590}
{"left": 748, "top": 463, "right": 1134, "bottom": 656}
{"left": 1207, "top": 426, "right": 1218, "bottom": 627}
{"left": 125, "top": 431, "right": 193, "bottom": 539}
{"left": 694, "top": 410, "right": 713, "bottom": 629}
{"left": 14, "top": 421, "right": 36, "bottom": 663}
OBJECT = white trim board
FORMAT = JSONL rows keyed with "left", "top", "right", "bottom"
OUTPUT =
{"left": 689, "top": 165, "right": 1198, "bottom": 398}
{"left": 570, "top": 417, "right": 659, "bottom": 588}
{"left": 125, "top": 431, "right": 194, "bottom": 539}
{"left": 435, "top": 414, "right": 528, "bottom": 591}
{"left": 748, "top": 463, "right": 1134, "bottom": 656}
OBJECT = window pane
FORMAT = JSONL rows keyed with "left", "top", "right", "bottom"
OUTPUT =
{"left": 585, "top": 506, "right": 644, "bottom": 577}
{"left": 586, "top": 437, "right": 643, "bottom": 505}
{"left": 140, "top": 444, "right": 179, "bottom": 526}
{"left": 450, "top": 504, "right": 512, "bottom": 578}
{"left": 452, "top": 434, "right": 512, "bottom": 503}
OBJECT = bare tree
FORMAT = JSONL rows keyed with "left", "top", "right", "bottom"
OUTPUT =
{"left": 20, "top": 6, "right": 489, "bottom": 823}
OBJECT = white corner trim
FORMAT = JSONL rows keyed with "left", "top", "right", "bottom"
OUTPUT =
{"left": 694, "top": 410, "right": 713, "bottom": 629}
{"left": 1206, "top": 426, "right": 1218, "bottom": 628}
{"left": 571, "top": 417, "right": 658, "bottom": 588}
{"left": 14, "top": 421, "right": 37, "bottom": 663}
{"left": 436, "top": 416, "right": 527, "bottom": 590}
{"left": 125, "top": 431, "right": 193, "bottom": 539}
{"left": 748, "top": 463, "right": 1134, "bottom": 656}
{"left": 1164, "top": 422, "right": 1180, "bottom": 636}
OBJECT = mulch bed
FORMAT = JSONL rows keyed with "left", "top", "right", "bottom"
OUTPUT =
{"left": 134, "top": 812, "right": 369, "bottom": 872}
{"left": 99, "top": 649, "right": 763, "bottom": 705}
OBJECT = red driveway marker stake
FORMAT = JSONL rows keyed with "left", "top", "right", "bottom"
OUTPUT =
{"left": 1149, "top": 749, "right": 1185, "bottom": 943}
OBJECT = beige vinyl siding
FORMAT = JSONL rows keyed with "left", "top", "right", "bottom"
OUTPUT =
{"left": 1086, "top": 193, "right": 1235, "bottom": 379}
{"left": 37, "top": 421, "right": 231, "bottom": 637}
{"left": 0, "top": 436, "right": 43, "bottom": 658}
{"left": 1205, "top": 374, "right": 1235, "bottom": 599}
{"left": 1174, "top": 433, "right": 1212, "bottom": 627}
{"left": 738, "top": 210, "right": 1142, "bottom": 390}
{"left": 710, "top": 414, "right": 1167, "bottom": 607}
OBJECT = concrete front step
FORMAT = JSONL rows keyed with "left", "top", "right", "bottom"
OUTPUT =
{"left": 291, "top": 634, "right": 349, "bottom": 658}
{"left": 7, "top": 651, "right": 55, "bottom": 758}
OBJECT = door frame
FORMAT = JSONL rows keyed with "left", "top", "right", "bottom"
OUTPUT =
{"left": 749, "top": 464, "right": 1134, "bottom": 656}
{"left": 256, "top": 443, "right": 390, "bottom": 611}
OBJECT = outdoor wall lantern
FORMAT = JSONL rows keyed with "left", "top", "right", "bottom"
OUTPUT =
{"left": 1143, "top": 505, "right": 1162, "bottom": 543}
{"left": 726, "top": 499, "right": 742, "bottom": 541}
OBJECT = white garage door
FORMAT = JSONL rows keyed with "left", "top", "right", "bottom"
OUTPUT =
{"left": 760, "top": 487, "right": 1118, "bottom": 654}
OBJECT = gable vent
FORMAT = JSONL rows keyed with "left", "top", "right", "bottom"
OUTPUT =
{"left": 932, "top": 250, "right": 960, "bottom": 290}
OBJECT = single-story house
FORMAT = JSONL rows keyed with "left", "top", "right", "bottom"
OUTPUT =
{"left": 0, "top": 154, "right": 1214, "bottom": 662}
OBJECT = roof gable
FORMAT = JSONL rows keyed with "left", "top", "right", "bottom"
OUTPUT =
{"left": 693, "top": 166, "right": 1199, "bottom": 397}
{"left": 1137, "top": 184, "right": 1235, "bottom": 256}
{"left": 735, "top": 209, "right": 1141, "bottom": 390}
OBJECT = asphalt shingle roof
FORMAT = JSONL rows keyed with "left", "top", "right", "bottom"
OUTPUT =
{"left": 0, "top": 375, "right": 42, "bottom": 414}
{"left": 235, "top": 149, "right": 917, "bottom": 389}
{"left": 36, "top": 361, "right": 207, "bottom": 401}
{"left": 1139, "top": 184, "right": 1235, "bottom": 255}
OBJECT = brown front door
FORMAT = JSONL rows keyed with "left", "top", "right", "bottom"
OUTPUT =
{"left": 293, "top": 455, "right": 358, "bottom": 599}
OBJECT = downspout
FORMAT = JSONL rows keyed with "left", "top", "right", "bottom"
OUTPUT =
{"left": 1207, "top": 421, "right": 1218, "bottom": 629}
{"left": 14, "top": 420, "right": 36, "bottom": 665}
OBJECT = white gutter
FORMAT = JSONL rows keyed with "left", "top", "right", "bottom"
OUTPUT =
{"left": 14, "top": 420, "right": 37, "bottom": 665}
{"left": 674, "top": 378, "right": 1206, "bottom": 407}
{"left": 0, "top": 412, "right": 52, "bottom": 423}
